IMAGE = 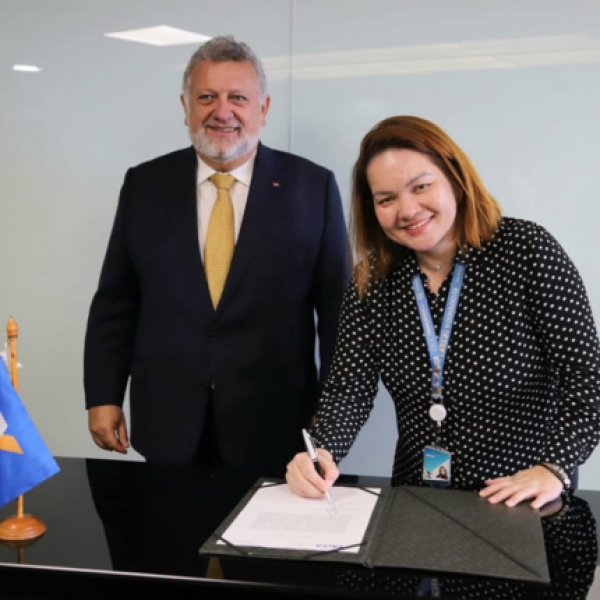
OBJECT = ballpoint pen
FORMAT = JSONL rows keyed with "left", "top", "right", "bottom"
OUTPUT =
{"left": 301, "top": 428, "right": 332, "bottom": 504}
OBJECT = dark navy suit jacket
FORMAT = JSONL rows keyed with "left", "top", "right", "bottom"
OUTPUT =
{"left": 84, "top": 143, "right": 351, "bottom": 471}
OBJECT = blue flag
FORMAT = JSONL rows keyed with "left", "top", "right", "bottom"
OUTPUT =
{"left": 0, "top": 364, "right": 60, "bottom": 508}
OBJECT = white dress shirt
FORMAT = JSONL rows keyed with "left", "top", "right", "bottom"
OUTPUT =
{"left": 196, "top": 153, "right": 256, "bottom": 262}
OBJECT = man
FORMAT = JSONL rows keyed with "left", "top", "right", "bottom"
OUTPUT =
{"left": 84, "top": 35, "right": 351, "bottom": 474}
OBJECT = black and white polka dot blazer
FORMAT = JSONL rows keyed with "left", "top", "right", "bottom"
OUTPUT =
{"left": 312, "top": 217, "right": 600, "bottom": 489}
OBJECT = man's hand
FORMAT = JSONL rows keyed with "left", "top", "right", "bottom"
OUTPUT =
{"left": 479, "top": 465, "right": 563, "bottom": 509}
{"left": 88, "top": 405, "right": 129, "bottom": 454}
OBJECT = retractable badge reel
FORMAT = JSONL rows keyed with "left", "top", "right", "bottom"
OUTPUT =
{"left": 429, "top": 384, "right": 446, "bottom": 442}
{"left": 429, "top": 402, "right": 447, "bottom": 429}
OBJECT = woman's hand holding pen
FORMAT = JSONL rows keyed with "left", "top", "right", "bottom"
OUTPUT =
{"left": 286, "top": 448, "right": 339, "bottom": 498}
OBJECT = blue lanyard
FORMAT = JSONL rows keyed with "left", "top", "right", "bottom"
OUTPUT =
{"left": 411, "top": 262, "right": 466, "bottom": 400}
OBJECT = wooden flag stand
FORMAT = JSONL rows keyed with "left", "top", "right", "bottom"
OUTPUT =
{"left": 0, "top": 317, "right": 47, "bottom": 545}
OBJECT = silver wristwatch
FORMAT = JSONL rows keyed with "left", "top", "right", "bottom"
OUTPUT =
{"left": 540, "top": 462, "right": 571, "bottom": 489}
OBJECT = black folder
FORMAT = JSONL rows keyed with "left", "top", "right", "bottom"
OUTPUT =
{"left": 199, "top": 478, "right": 550, "bottom": 584}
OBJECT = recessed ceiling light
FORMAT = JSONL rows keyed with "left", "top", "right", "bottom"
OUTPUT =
{"left": 105, "top": 25, "right": 211, "bottom": 47}
{"left": 13, "top": 64, "right": 41, "bottom": 72}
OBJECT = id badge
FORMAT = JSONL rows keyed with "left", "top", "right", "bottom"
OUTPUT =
{"left": 423, "top": 445, "right": 451, "bottom": 485}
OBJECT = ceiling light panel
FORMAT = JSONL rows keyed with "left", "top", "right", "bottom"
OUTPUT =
{"left": 105, "top": 25, "right": 211, "bottom": 47}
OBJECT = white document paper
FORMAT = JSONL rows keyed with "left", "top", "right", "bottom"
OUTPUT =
{"left": 219, "top": 483, "right": 380, "bottom": 554}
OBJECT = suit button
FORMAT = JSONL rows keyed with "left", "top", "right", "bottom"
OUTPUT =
{"left": 209, "top": 331, "right": 218, "bottom": 341}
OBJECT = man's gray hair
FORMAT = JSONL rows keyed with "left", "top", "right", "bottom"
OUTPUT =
{"left": 182, "top": 35, "right": 268, "bottom": 98}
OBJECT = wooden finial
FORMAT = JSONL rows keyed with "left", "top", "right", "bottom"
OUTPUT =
{"left": 7, "top": 316, "right": 18, "bottom": 339}
{"left": 6, "top": 317, "right": 18, "bottom": 392}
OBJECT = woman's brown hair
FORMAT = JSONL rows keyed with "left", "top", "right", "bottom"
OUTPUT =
{"left": 351, "top": 116, "right": 502, "bottom": 298}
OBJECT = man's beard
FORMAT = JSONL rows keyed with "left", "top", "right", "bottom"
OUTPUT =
{"left": 188, "top": 125, "right": 259, "bottom": 165}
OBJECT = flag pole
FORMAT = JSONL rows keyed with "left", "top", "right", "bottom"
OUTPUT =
{"left": 7, "top": 318, "right": 24, "bottom": 520}
{"left": 0, "top": 317, "right": 47, "bottom": 544}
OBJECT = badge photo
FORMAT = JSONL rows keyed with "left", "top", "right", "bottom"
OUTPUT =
{"left": 423, "top": 445, "right": 451, "bottom": 485}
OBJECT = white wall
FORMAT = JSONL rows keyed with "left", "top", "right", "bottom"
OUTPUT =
{"left": 1, "top": 0, "right": 599, "bottom": 489}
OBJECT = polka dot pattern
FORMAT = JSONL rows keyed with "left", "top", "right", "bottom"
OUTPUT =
{"left": 312, "top": 218, "right": 600, "bottom": 489}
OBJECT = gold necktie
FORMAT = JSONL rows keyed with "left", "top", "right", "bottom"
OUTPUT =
{"left": 205, "top": 173, "right": 236, "bottom": 308}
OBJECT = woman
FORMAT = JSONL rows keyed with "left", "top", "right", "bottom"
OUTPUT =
{"left": 286, "top": 116, "right": 600, "bottom": 509}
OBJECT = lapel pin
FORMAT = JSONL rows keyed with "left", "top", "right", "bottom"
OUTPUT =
{"left": 272, "top": 182, "right": 280, "bottom": 187}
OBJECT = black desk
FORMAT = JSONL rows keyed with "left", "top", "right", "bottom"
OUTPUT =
{"left": 0, "top": 457, "right": 597, "bottom": 599}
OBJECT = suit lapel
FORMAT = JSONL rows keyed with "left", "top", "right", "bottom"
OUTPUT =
{"left": 167, "top": 146, "right": 215, "bottom": 316}
{"left": 216, "top": 143, "right": 285, "bottom": 311}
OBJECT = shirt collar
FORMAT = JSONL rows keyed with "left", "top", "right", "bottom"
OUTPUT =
{"left": 196, "top": 151, "right": 256, "bottom": 187}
